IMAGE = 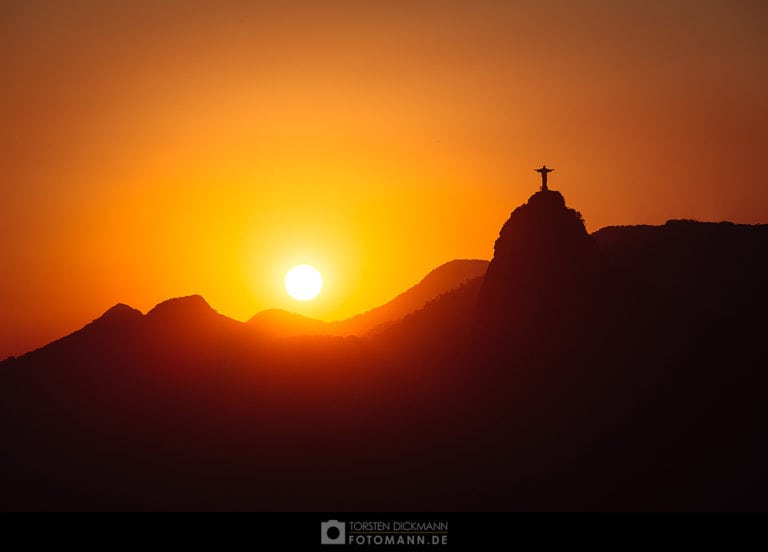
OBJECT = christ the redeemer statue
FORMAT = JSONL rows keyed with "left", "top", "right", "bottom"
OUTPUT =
{"left": 535, "top": 165, "right": 554, "bottom": 191}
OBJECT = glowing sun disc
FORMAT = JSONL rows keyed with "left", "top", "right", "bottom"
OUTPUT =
{"left": 285, "top": 265, "right": 323, "bottom": 301}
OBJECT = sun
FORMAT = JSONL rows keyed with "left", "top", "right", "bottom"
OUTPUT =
{"left": 284, "top": 265, "right": 323, "bottom": 301}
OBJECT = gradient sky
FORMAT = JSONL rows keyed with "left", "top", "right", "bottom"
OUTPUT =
{"left": 2, "top": 0, "right": 767, "bottom": 358}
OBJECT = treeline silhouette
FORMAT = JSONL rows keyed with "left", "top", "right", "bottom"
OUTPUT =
{"left": 1, "top": 190, "right": 766, "bottom": 511}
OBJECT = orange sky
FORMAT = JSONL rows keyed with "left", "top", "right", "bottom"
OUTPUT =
{"left": 2, "top": 0, "right": 767, "bottom": 358}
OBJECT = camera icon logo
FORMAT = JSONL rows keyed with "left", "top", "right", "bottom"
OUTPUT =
{"left": 321, "top": 520, "right": 346, "bottom": 545}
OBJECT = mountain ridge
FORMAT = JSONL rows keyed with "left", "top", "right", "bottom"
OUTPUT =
{"left": 246, "top": 258, "right": 489, "bottom": 339}
{"left": 2, "top": 189, "right": 767, "bottom": 511}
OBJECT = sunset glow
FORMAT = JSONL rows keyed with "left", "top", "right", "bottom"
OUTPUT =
{"left": 1, "top": 1, "right": 767, "bottom": 359}
{"left": 1, "top": 0, "right": 767, "bottom": 518}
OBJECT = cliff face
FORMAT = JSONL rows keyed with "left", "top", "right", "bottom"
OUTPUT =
{"left": 476, "top": 189, "right": 603, "bottom": 344}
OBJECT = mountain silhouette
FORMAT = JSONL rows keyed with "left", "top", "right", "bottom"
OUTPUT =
{"left": 147, "top": 294, "right": 218, "bottom": 320}
{"left": 93, "top": 303, "right": 145, "bottom": 326}
{"left": 476, "top": 189, "right": 603, "bottom": 346}
{"left": 1, "top": 188, "right": 767, "bottom": 511}
{"left": 143, "top": 295, "right": 247, "bottom": 346}
{"left": 246, "top": 259, "right": 489, "bottom": 338}
{"left": 338, "top": 258, "right": 489, "bottom": 336}
{"left": 593, "top": 219, "right": 768, "bottom": 317}
{"left": 246, "top": 308, "right": 330, "bottom": 338}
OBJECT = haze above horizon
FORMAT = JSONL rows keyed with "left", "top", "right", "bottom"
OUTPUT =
{"left": 1, "top": 0, "right": 767, "bottom": 358}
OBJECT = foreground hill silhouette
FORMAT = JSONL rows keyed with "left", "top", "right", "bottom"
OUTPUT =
{"left": 1, "top": 187, "right": 767, "bottom": 511}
